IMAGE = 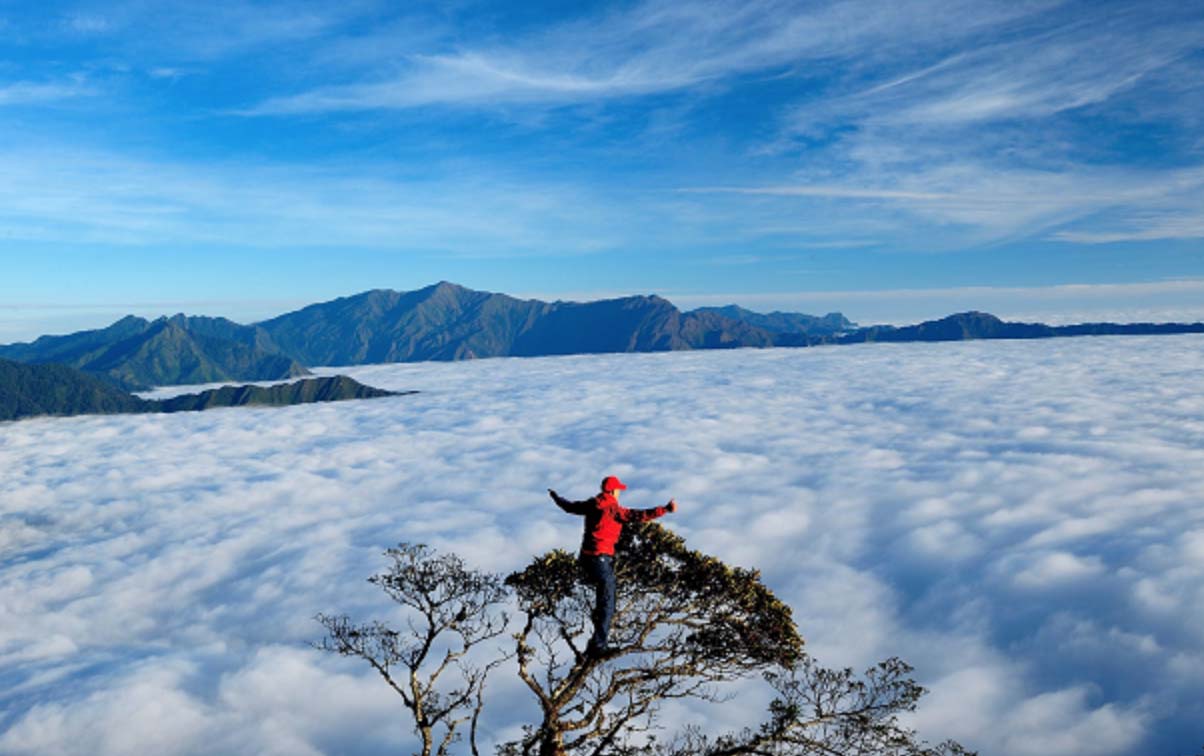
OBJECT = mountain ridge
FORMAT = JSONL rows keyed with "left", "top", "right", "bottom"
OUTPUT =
{"left": 690, "top": 304, "right": 854, "bottom": 336}
{"left": 255, "top": 282, "right": 798, "bottom": 365}
{"left": 3, "top": 285, "right": 1203, "bottom": 392}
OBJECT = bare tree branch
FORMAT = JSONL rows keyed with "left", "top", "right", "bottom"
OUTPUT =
{"left": 315, "top": 543, "right": 509, "bottom": 756}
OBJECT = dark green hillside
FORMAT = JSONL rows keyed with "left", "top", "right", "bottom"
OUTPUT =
{"left": 0, "top": 315, "right": 151, "bottom": 365}
{"left": 259, "top": 282, "right": 783, "bottom": 364}
{"left": 510, "top": 294, "right": 775, "bottom": 354}
{"left": 0, "top": 359, "right": 150, "bottom": 421}
{"left": 86, "top": 318, "right": 308, "bottom": 390}
{"left": 1, "top": 363, "right": 403, "bottom": 423}
{"left": 257, "top": 282, "right": 551, "bottom": 364}
{"left": 156, "top": 375, "right": 405, "bottom": 413}
{"left": 0, "top": 315, "right": 308, "bottom": 390}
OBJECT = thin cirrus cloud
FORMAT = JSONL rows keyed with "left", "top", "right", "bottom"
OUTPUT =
{"left": 4, "top": 0, "right": 1201, "bottom": 271}
{"left": 683, "top": 165, "right": 1204, "bottom": 245}
{"left": 2, "top": 337, "right": 1204, "bottom": 755}
{"left": 0, "top": 148, "right": 642, "bottom": 254}
{"left": 774, "top": 2, "right": 1204, "bottom": 143}
{"left": 239, "top": 0, "right": 1058, "bottom": 115}
{"left": 0, "top": 78, "right": 95, "bottom": 106}
{"left": 741, "top": 3, "right": 1204, "bottom": 247}
{"left": 51, "top": 1, "right": 345, "bottom": 59}
{"left": 822, "top": 20, "right": 1203, "bottom": 128}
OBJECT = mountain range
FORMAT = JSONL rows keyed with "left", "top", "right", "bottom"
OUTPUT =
{"left": 0, "top": 282, "right": 853, "bottom": 387}
{"left": 2, "top": 282, "right": 1202, "bottom": 396}
{"left": 832, "top": 311, "right": 1204, "bottom": 344}
{"left": 252, "top": 283, "right": 835, "bottom": 365}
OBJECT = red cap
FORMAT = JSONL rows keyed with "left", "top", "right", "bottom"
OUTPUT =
{"left": 601, "top": 475, "right": 628, "bottom": 492}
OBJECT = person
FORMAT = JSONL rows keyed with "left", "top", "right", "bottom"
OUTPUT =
{"left": 548, "top": 476, "right": 678, "bottom": 657}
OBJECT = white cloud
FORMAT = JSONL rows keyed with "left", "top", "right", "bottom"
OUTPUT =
{"left": 739, "top": 3, "right": 1204, "bottom": 249}
{"left": 0, "top": 78, "right": 96, "bottom": 107}
{"left": 3, "top": 336, "right": 1204, "bottom": 755}
{"left": 837, "top": 13, "right": 1202, "bottom": 128}
{"left": 52, "top": 1, "right": 348, "bottom": 60}
{"left": 0, "top": 147, "right": 644, "bottom": 255}
{"left": 66, "top": 14, "right": 111, "bottom": 34}
{"left": 1009, "top": 552, "right": 1106, "bottom": 589}
{"left": 242, "top": 0, "right": 1056, "bottom": 114}
{"left": 684, "top": 164, "right": 1204, "bottom": 248}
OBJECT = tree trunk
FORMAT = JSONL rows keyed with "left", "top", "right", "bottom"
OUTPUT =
{"left": 537, "top": 718, "right": 565, "bottom": 756}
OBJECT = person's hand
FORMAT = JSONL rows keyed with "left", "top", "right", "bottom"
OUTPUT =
{"left": 667, "top": 499, "right": 678, "bottom": 513}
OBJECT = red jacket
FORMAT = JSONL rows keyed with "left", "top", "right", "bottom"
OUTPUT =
{"left": 554, "top": 491, "right": 669, "bottom": 556}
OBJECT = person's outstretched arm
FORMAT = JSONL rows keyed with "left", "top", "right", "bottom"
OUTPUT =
{"left": 549, "top": 488, "right": 593, "bottom": 515}
{"left": 616, "top": 498, "right": 678, "bottom": 523}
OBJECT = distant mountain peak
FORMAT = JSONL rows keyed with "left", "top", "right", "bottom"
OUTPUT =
{"left": 689, "top": 304, "right": 855, "bottom": 336}
{"left": 942, "top": 311, "right": 1001, "bottom": 321}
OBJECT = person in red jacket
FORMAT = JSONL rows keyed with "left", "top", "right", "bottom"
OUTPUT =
{"left": 548, "top": 475, "right": 678, "bottom": 656}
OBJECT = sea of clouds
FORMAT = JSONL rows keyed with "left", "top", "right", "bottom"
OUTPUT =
{"left": 2, "top": 336, "right": 1203, "bottom": 755}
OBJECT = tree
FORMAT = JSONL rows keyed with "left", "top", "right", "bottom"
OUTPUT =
{"left": 315, "top": 544, "right": 510, "bottom": 756}
{"left": 318, "top": 527, "right": 972, "bottom": 756}
{"left": 502, "top": 521, "right": 802, "bottom": 756}
{"left": 500, "top": 522, "right": 969, "bottom": 756}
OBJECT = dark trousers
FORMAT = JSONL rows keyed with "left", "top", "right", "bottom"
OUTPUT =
{"left": 580, "top": 554, "right": 616, "bottom": 652}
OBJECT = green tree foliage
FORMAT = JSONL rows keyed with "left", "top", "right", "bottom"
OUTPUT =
{"left": 502, "top": 522, "right": 803, "bottom": 756}
{"left": 0, "top": 358, "right": 149, "bottom": 420}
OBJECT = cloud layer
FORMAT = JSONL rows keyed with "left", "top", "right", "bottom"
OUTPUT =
{"left": 3, "top": 337, "right": 1204, "bottom": 754}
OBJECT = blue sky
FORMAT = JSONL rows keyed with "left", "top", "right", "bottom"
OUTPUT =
{"left": 2, "top": 0, "right": 1204, "bottom": 340}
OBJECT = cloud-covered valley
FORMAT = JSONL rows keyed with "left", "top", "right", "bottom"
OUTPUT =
{"left": 2, "top": 337, "right": 1203, "bottom": 755}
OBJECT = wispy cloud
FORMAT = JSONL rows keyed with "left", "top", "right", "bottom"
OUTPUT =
{"left": 684, "top": 185, "right": 956, "bottom": 201}
{"left": 241, "top": 0, "right": 1058, "bottom": 114}
{"left": 46, "top": 1, "right": 349, "bottom": 61}
{"left": 836, "top": 22, "right": 1199, "bottom": 127}
{"left": 776, "top": 2, "right": 1204, "bottom": 140}
{"left": 64, "top": 13, "right": 111, "bottom": 34}
{"left": 0, "top": 77, "right": 95, "bottom": 106}
{"left": 731, "top": 2, "right": 1204, "bottom": 248}
{"left": 683, "top": 164, "right": 1204, "bottom": 247}
{"left": 1052, "top": 208, "right": 1204, "bottom": 243}
{"left": 0, "top": 148, "right": 648, "bottom": 255}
